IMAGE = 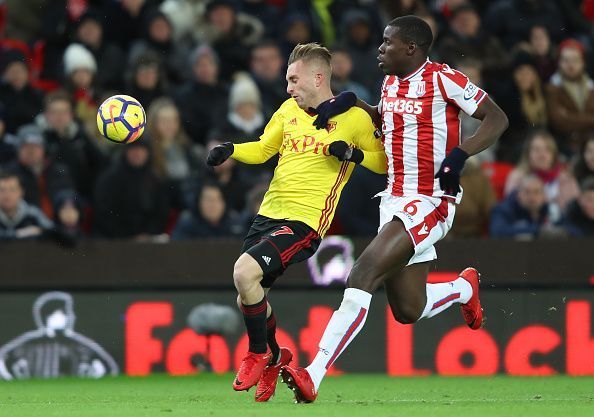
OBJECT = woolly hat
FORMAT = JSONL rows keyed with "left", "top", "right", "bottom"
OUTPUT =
{"left": 16, "top": 124, "right": 45, "bottom": 148}
{"left": 229, "top": 74, "right": 261, "bottom": 109}
{"left": 63, "top": 43, "right": 97, "bottom": 76}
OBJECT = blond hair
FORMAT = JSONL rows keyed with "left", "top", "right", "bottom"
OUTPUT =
{"left": 288, "top": 43, "right": 331, "bottom": 68}
{"left": 146, "top": 97, "right": 191, "bottom": 179}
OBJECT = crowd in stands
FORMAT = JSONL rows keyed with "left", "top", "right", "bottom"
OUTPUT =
{"left": 1, "top": 0, "right": 594, "bottom": 243}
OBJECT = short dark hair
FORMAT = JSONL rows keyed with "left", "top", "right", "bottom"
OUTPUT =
{"left": 44, "top": 89, "right": 73, "bottom": 110}
{"left": 0, "top": 171, "right": 21, "bottom": 187}
{"left": 388, "top": 15, "right": 433, "bottom": 54}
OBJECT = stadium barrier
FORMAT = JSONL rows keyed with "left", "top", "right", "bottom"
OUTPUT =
{"left": 0, "top": 238, "right": 592, "bottom": 379}
{"left": 0, "top": 289, "right": 593, "bottom": 379}
{"left": 0, "top": 238, "right": 592, "bottom": 288}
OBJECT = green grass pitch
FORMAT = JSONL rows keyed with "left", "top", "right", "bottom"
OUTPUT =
{"left": 1, "top": 374, "right": 593, "bottom": 417}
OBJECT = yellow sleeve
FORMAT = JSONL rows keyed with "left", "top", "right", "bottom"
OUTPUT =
{"left": 231, "top": 111, "right": 283, "bottom": 164}
{"left": 351, "top": 112, "right": 387, "bottom": 174}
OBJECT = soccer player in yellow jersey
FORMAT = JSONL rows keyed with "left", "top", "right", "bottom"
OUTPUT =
{"left": 206, "top": 43, "right": 386, "bottom": 401}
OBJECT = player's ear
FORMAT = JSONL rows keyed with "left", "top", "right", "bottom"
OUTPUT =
{"left": 407, "top": 42, "right": 416, "bottom": 56}
{"left": 314, "top": 72, "right": 324, "bottom": 87}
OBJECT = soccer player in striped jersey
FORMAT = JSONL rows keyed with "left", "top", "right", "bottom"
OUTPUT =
{"left": 281, "top": 16, "right": 509, "bottom": 403}
{"left": 206, "top": 43, "right": 386, "bottom": 401}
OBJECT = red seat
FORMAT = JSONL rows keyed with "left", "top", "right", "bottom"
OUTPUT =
{"left": 481, "top": 161, "right": 514, "bottom": 201}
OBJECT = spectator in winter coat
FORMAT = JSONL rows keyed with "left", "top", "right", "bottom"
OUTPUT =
{"left": 562, "top": 177, "right": 594, "bottom": 237}
{"left": 36, "top": 90, "right": 107, "bottom": 202}
{"left": 0, "top": 51, "right": 43, "bottom": 134}
{"left": 0, "top": 172, "right": 54, "bottom": 241}
{"left": 490, "top": 174, "right": 549, "bottom": 238}
{"left": 93, "top": 139, "right": 170, "bottom": 240}
{"left": 172, "top": 181, "right": 238, "bottom": 239}
{"left": 6, "top": 124, "right": 73, "bottom": 219}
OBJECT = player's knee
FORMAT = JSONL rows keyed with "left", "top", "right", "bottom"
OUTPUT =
{"left": 233, "top": 257, "right": 259, "bottom": 291}
{"left": 347, "top": 261, "right": 382, "bottom": 292}
{"left": 235, "top": 294, "right": 243, "bottom": 310}
{"left": 391, "top": 304, "right": 422, "bottom": 324}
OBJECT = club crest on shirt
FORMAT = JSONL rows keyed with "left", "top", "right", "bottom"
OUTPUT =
{"left": 326, "top": 121, "right": 337, "bottom": 133}
{"left": 414, "top": 81, "right": 426, "bottom": 97}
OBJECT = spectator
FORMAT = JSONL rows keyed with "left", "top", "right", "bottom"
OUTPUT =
{"left": 0, "top": 172, "right": 54, "bottom": 241}
{"left": 483, "top": 0, "right": 565, "bottom": 50}
{"left": 330, "top": 48, "right": 371, "bottom": 103}
{"left": 526, "top": 24, "right": 556, "bottom": 82}
{"left": 572, "top": 136, "right": 594, "bottom": 185}
{"left": 52, "top": 189, "right": 85, "bottom": 240}
{"left": 35, "top": 90, "right": 107, "bottom": 202}
{"left": 449, "top": 157, "right": 497, "bottom": 238}
{"left": 236, "top": 182, "right": 268, "bottom": 235}
{"left": 0, "top": 51, "right": 43, "bottom": 134}
{"left": 336, "top": 166, "right": 385, "bottom": 236}
{"left": 490, "top": 174, "right": 549, "bottom": 239}
{"left": 438, "top": 4, "right": 510, "bottom": 82}
{"left": 239, "top": 0, "right": 283, "bottom": 38}
{"left": 146, "top": 97, "right": 200, "bottom": 209}
{"left": 126, "top": 50, "right": 169, "bottom": 110}
{"left": 545, "top": 39, "right": 594, "bottom": 155}
{"left": 562, "top": 177, "right": 594, "bottom": 237}
{"left": 505, "top": 129, "right": 578, "bottom": 221}
{"left": 280, "top": 13, "right": 313, "bottom": 61}
{"left": 217, "top": 74, "right": 265, "bottom": 138}
{"left": 171, "top": 181, "right": 238, "bottom": 239}
{"left": 93, "top": 139, "right": 170, "bottom": 240}
{"left": 498, "top": 51, "right": 547, "bottom": 162}
{"left": 203, "top": 138, "right": 250, "bottom": 213}
{"left": 73, "top": 8, "right": 126, "bottom": 91}
{"left": 195, "top": 0, "right": 264, "bottom": 81}
{"left": 103, "top": 0, "right": 154, "bottom": 51}
{"left": 128, "top": 10, "right": 193, "bottom": 86}
{"left": 338, "top": 10, "right": 382, "bottom": 101}
{"left": 6, "top": 124, "right": 73, "bottom": 219}
{"left": 173, "top": 45, "right": 227, "bottom": 146}
{"left": 249, "top": 40, "right": 287, "bottom": 120}
{"left": 0, "top": 103, "right": 18, "bottom": 164}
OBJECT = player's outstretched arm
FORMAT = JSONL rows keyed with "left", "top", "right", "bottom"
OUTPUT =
{"left": 207, "top": 110, "right": 284, "bottom": 166}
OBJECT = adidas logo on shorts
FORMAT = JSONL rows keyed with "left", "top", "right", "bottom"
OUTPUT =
{"left": 262, "top": 256, "right": 271, "bottom": 265}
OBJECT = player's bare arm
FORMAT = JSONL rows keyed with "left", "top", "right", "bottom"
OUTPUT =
{"left": 459, "top": 97, "right": 509, "bottom": 156}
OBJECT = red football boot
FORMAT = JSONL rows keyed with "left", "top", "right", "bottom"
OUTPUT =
{"left": 459, "top": 267, "right": 483, "bottom": 330}
{"left": 254, "top": 347, "right": 293, "bottom": 402}
{"left": 280, "top": 366, "right": 317, "bottom": 403}
{"left": 233, "top": 351, "right": 272, "bottom": 391}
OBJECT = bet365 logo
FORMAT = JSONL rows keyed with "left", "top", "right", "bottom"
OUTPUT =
{"left": 382, "top": 98, "right": 423, "bottom": 115}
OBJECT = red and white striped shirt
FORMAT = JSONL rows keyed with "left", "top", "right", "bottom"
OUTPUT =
{"left": 379, "top": 59, "right": 487, "bottom": 201}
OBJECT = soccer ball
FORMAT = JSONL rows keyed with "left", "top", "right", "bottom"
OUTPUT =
{"left": 96, "top": 95, "right": 146, "bottom": 144}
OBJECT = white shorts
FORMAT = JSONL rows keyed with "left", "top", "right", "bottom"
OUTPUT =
{"left": 378, "top": 194, "right": 456, "bottom": 266}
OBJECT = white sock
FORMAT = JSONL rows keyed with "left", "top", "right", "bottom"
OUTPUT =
{"left": 306, "top": 288, "right": 372, "bottom": 391}
{"left": 419, "top": 278, "right": 472, "bottom": 319}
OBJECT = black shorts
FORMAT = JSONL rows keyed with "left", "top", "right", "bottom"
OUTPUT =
{"left": 241, "top": 215, "right": 321, "bottom": 288}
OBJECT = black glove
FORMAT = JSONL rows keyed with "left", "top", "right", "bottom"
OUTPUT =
{"left": 312, "top": 91, "right": 357, "bottom": 130}
{"left": 329, "top": 140, "right": 363, "bottom": 163}
{"left": 206, "top": 142, "right": 234, "bottom": 166}
{"left": 434, "top": 147, "right": 469, "bottom": 196}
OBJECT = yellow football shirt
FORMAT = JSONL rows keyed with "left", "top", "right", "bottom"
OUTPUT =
{"left": 232, "top": 98, "right": 386, "bottom": 237}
